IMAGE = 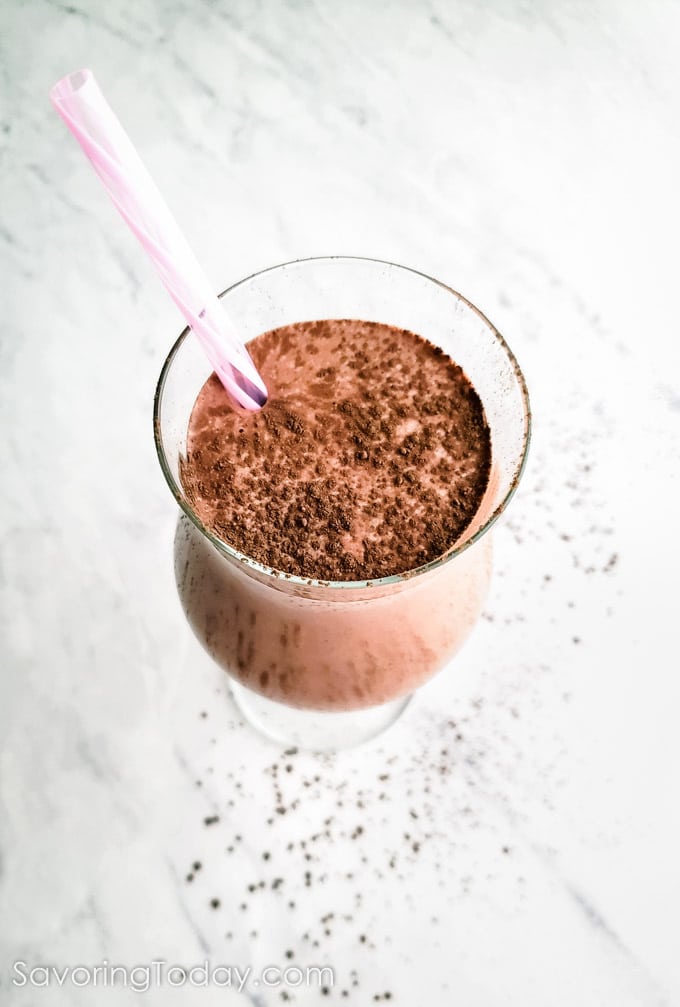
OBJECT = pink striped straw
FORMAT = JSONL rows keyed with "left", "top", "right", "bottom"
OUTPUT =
{"left": 50, "top": 69, "right": 268, "bottom": 411}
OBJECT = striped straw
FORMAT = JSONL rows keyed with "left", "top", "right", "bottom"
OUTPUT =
{"left": 50, "top": 69, "right": 267, "bottom": 411}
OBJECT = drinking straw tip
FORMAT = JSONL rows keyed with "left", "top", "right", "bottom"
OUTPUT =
{"left": 50, "top": 68, "right": 91, "bottom": 105}
{"left": 234, "top": 370, "right": 268, "bottom": 409}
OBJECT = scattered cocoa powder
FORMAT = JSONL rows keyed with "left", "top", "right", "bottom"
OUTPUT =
{"left": 180, "top": 319, "right": 491, "bottom": 580}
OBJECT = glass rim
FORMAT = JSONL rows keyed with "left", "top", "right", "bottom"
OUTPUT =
{"left": 153, "top": 255, "right": 532, "bottom": 590}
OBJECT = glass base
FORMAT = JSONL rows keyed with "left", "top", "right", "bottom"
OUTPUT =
{"left": 228, "top": 679, "right": 412, "bottom": 751}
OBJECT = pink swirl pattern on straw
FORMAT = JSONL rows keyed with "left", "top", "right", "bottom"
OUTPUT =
{"left": 50, "top": 69, "right": 267, "bottom": 410}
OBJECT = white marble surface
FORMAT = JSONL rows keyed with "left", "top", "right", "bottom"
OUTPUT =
{"left": 2, "top": 1, "right": 680, "bottom": 1004}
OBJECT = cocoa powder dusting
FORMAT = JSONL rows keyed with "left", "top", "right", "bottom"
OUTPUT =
{"left": 180, "top": 319, "right": 491, "bottom": 580}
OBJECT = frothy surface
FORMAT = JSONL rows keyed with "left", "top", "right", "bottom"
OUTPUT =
{"left": 181, "top": 319, "right": 491, "bottom": 580}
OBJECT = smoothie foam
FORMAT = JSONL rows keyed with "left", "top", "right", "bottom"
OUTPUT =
{"left": 180, "top": 319, "right": 491, "bottom": 581}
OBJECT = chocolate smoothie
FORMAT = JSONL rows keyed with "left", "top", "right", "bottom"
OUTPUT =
{"left": 174, "top": 319, "right": 494, "bottom": 711}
